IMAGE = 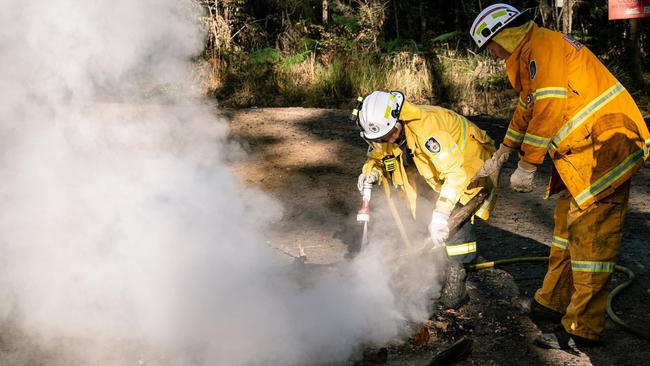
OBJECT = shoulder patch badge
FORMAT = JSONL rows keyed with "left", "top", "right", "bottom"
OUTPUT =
{"left": 563, "top": 34, "right": 583, "bottom": 50}
{"left": 529, "top": 60, "right": 537, "bottom": 80}
{"left": 425, "top": 137, "right": 441, "bottom": 154}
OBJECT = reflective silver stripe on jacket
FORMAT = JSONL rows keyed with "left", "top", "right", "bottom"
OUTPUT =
{"left": 574, "top": 149, "right": 643, "bottom": 207}
{"left": 534, "top": 87, "right": 568, "bottom": 101}
{"left": 549, "top": 83, "right": 625, "bottom": 153}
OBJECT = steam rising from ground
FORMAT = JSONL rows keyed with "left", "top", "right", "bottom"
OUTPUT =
{"left": 0, "top": 1, "right": 441, "bottom": 365}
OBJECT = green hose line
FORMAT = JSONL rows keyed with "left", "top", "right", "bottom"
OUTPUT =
{"left": 608, "top": 265, "right": 650, "bottom": 341}
{"left": 468, "top": 256, "right": 650, "bottom": 341}
{"left": 468, "top": 256, "right": 548, "bottom": 270}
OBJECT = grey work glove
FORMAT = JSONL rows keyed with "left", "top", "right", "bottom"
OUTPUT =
{"left": 357, "top": 171, "right": 380, "bottom": 193}
{"left": 510, "top": 160, "right": 537, "bottom": 193}
{"left": 473, "top": 144, "right": 513, "bottom": 185}
{"left": 428, "top": 211, "right": 450, "bottom": 249}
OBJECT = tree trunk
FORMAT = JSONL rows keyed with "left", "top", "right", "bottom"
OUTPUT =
{"left": 554, "top": 0, "right": 562, "bottom": 31}
{"left": 538, "top": 0, "right": 551, "bottom": 28}
{"left": 419, "top": 0, "right": 426, "bottom": 43}
{"left": 628, "top": 18, "right": 644, "bottom": 88}
{"left": 322, "top": 0, "right": 328, "bottom": 25}
{"left": 561, "top": 0, "right": 573, "bottom": 34}
{"left": 393, "top": 0, "right": 400, "bottom": 39}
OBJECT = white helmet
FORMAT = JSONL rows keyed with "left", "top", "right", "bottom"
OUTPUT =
{"left": 357, "top": 91, "right": 404, "bottom": 140}
{"left": 470, "top": 3, "right": 527, "bottom": 50}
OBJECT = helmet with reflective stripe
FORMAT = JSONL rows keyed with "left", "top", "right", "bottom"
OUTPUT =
{"left": 470, "top": 3, "right": 526, "bottom": 50}
{"left": 358, "top": 91, "right": 404, "bottom": 140}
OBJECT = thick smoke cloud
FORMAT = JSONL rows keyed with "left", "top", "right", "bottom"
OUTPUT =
{"left": 0, "top": 1, "right": 441, "bottom": 365}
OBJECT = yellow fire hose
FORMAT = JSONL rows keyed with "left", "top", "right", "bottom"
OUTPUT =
{"left": 380, "top": 182, "right": 649, "bottom": 341}
{"left": 382, "top": 179, "right": 412, "bottom": 248}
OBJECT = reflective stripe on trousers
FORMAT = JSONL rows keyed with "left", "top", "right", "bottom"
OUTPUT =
{"left": 534, "top": 180, "right": 631, "bottom": 341}
{"left": 445, "top": 219, "right": 477, "bottom": 264}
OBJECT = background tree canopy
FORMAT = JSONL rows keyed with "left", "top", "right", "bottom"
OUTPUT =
{"left": 193, "top": 0, "right": 649, "bottom": 115}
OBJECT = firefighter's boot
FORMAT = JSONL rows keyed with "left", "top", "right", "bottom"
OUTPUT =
{"left": 439, "top": 261, "right": 469, "bottom": 310}
{"left": 529, "top": 298, "right": 564, "bottom": 323}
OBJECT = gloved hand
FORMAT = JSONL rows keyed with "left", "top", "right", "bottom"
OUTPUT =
{"left": 357, "top": 171, "right": 380, "bottom": 193}
{"left": 510, "top": 160, "right": 537, "bottom": 193}
{"left": 472, "top": 144, "right": 513, "bottom": 185}
{"left": 428, "top": 211, "right": 450, "bottom": 248}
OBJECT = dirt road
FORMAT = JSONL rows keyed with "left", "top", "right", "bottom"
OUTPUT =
{"left": 226, "top": 107, "right": 650, "bottom": 366}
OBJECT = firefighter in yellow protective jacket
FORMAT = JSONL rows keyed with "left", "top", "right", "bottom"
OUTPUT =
{"left": 354, "top": 90, "right": 497, "bottom": 309}
{"left": 470, "top": 3, "right": 650, "bottom": 349}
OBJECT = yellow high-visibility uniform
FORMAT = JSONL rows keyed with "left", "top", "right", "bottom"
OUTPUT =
{"left": 361, "top": 101, "right": 496, "bottom": 261}
{"left": 495, "top": 23, "right": 650, "bottom": 341}
{"left": 535, "top": 181, "right": 630, "bottom": 340}
{"left": 502, "top": 23, "right": 649, "bottom": 204}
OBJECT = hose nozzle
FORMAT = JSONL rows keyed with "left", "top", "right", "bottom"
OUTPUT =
{"left": 357, "top": 182, "right": 373, "bottom": 222}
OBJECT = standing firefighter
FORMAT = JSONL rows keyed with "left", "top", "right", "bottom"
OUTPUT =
{"left": 353, "top": 90, "right": 498, "bottom": 309}
{"left": 470, "top": 3, "right": 650, "bottom": 349}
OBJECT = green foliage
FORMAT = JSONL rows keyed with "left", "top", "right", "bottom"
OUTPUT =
{"left": 281, "top": 50, "right": 311, "bottom": 70}
{"left": 568, "top": 30, "right": 593, "bottom": 43}
{"left": 197, "top": 0, "right": 649, "bottom": 114}
{"left": 331, "top": 14, "right": 360, "bottom": 35}
{"left": 252, "top": 48, "right": 281, "bottom": 65}
{"left": 307, "top": 62, "right": 354, "bottom": 107}
{"left": 432, "top": 31, "right": 461, "bottom": 44}
{"left": 475, "top": 74, "right": 509, "bottom": 90}
{"left": 381, "top": 38, "right": 421, "bottom": 53}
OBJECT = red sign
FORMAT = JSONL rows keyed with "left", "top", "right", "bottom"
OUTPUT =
{"left": 609, "top": 0, "right": 650, "bottom": 20}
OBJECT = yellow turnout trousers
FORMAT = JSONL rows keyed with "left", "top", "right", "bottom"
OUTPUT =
{"left": 534, "top": 179, "right": 631, "bottom": 340}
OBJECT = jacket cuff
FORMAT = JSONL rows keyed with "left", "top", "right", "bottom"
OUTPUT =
{"left": 502, "top": 140, "right": 520, "bottom": 151}
{"left": 517, "top": 159, "right": 537, "bottom": 172}
{"left": 434, "top": 198, "right": 454, "bottom": 217}
{"left": 495, "top": 144, "right": 514, "bottom": 158}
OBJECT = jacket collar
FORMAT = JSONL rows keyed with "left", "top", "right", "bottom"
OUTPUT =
{"left": 398, "top": 100, "right": 420, "bottom": 122}
{"left": 505, "top": 23, "right": 537, "bottom": 92}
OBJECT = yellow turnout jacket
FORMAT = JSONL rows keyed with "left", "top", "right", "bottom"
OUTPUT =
{"left": 500, "top": 23, "right": 650, "bottom": 209}
{"left": 362, "top": 101, "right": 496, "bottom": 219}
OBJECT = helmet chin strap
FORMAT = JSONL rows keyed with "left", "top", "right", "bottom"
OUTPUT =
{"left": 360, "top": 133, "right": 373, "bottom": 148}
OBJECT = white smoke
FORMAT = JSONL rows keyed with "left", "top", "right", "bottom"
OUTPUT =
{"left": 0, "top": 1, "right": 441, "bottom": 365}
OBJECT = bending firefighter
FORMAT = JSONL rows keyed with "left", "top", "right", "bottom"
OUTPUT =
{"left": 352, "top": 90, "right": 498, "bottom": 309}
{"left": 470, "top": 3, "right": 650, "bottom": 349}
